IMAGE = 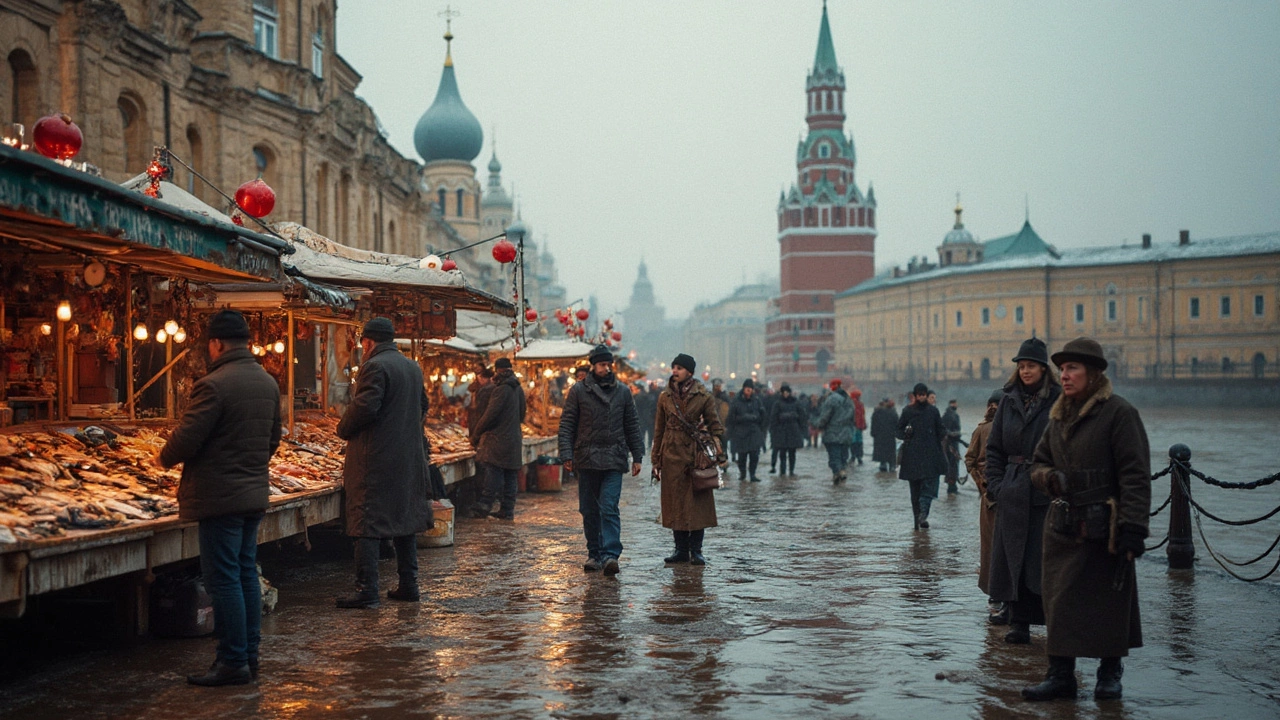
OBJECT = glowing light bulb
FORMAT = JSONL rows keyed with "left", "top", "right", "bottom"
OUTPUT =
{"left": 133, "top": 324, "right": 149, "bottom": 341}
{"left": 543, "top": 368, "right": 554, "bottom": 378}
{"left": 252, "top": 344, "right": 263, "bottom": 355}
{"left": 164, "top": 319, "right": 179, "bottom": 335}
{"left": 155, "top": 328, "right": 168, "bottom": 343}
{"left": 173, "top": 328, "right": 187, "bottom": 343}
{"left": 40, "top": 323, "right": 52, "bottom": 336}
{"left": 56, "top": 300, "right": 72, "bottom": 322}
{"left": 273, "top": 341, "right": 285, "bottom": 354}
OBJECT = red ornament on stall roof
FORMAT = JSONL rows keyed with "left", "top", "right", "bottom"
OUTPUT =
{"left": 611, "top": 331, "right": 622, "bottom": 342}
{"left": 576, "top": 326, "right": 586, "bottom": 337}
{"left": 32, "top": 113, "right": 83, "bottom": 160}
{"left": 231, "top": 214, "right": 244, "bottom": 226}
{"left": 575, "top": 308, "right": 590, "bottom": 321}
{"left": 441, "top": 257, "right": 457, "bottom": 272}
{"left": 604, "top": 319, "right": 613, "bottom": 329}
{"left": 492, "top": 238, "right": 517, "bottom": 263}
{"left": 235, "top": 178, "right": 276, "bottom": 218}
{"left": 524, "top": 308, "right": 538, "bottom": 323}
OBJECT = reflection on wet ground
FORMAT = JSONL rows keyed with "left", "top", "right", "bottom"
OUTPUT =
{"left": 3, "top": 424, "right": 1279, "bottom": 718}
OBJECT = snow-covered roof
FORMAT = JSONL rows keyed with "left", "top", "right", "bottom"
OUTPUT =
{"left": 120, "top": 175, "right": 235, "bottom": 225}
{"left": 274, "top": 222, "right": 466, "bottom": 288}
{"left": 840, "top": 231, "right": 1280, "bottom": 298}
{"left": 515, "top": 339, "right": 594, "bottom": 360}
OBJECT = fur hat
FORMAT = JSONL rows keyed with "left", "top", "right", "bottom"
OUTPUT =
{"left": 494, "top": 357, "right": 513, "bottom": 370}
{"left": 588, "top": 344, "right": 613, "bottom": 365}
{"left": 912, "top": 382, "right": 930, "bottom": 395}
{"left": 988, "top": 389, "right": 1004, "bottom": 405}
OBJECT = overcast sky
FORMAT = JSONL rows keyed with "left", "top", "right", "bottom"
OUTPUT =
{"left": 336, "top": 1, "right": 1280, "bottom": 320}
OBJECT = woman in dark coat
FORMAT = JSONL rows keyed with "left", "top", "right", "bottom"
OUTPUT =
{"left": 653, "top": 354, "right": 726, "bottom": 565}
{"left": 897, "top": 384, "right": 947, "bottom": 529}
{"left": 1022, "top": 337, "right": 1150, "bottom": 702}
{"left": 985, "top": 338, "right": 1062, "bottom": 644}
{"left": 725, "top": 379, "right": 768, "bottom": 482}
{"left": 870, "top": 399, "right": 898, "bottom": 472}
{"left": 767, "top": 384, "right": 807, "bottom": 475}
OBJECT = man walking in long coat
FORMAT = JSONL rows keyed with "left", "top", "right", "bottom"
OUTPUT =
{"left": 814, "top": 378, "right": 856, "bottom": 483}
{"left": 470, "top": 357, "right": 527, "bottom": 520}
{"left": 335, "top": 317, "right": 433, "bottom": 608}
{"left": 558, "top": 345, "right": 644, "bottom": 576}
{"left": 870, "top": 398, "right": 898, "bottom": 473}
{"left": 898, "top": 383, "right": 947, "bottom": 529}
{"left": 725, "top": 379, "right": 768, "bottom": 481}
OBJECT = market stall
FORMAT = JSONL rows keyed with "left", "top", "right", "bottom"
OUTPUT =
{"left": 512, "top": 339, "right": 595, "bottom": 457}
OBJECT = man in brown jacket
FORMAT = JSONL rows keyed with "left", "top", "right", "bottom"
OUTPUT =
{"left": 1023, "top": 337, "right": 1151, "bottom": 702}
{"left": 158, "top": 310, "right": 281, "bottom": 686}
{"left": 965, "top": 389, "right": 1003, "bottom": 622}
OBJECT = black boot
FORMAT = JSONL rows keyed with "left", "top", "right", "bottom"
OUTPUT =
{"left": 1022, "top": 656, "right": 1078, "bottom": 701}
{"left": 337, "top": 539, "right": 381, "bottom": 608}
{"left": 988, "top": 602, "right": 1010, "bottom": 625}
{"left": 1094, "top": 657, "right": 1124, "bottom": 700}
{"left": 664, "top": 530, "right": 691, "bottom": 564}
{"left": 387, "top": 573, "right": 420, "bottom": 602}
{"left": 187, "top": 660, "right": 252, "bottom": 686}
{"left": 689, "top": 530, "right": 706, "bottom": 565}
{"left": 1004, "top": 622, "right": 1030, "bottom": 644}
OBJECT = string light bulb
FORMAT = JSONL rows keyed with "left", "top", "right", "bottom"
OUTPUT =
{"left": 173, "top": 328, "right": 187, "bottom": 344}
{"left": 156, "top": 328, "right": 168, "bottom": 343}
{"left": 133, "top": 323, "right": 149, "bottom": 341}
{"left": 56, "top": 300, "right": 72, "bottom": 322}
{"left": 273, "top": 341, "right": 285, "bottom": 354}
{"left": 40, "top": 323, "right": 52, "bottom": 336}
{"left": 164, "top": 319, "right": 179, "bottom": 336}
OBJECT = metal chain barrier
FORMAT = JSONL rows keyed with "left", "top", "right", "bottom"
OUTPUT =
{"left": 1149, "top": 493, "right": 1172, "bottom": 518}
{"left": 1182, "top": 463, "right": 1280, "bottom": 490}
{"left": 1144, "top": 534, "right": 1169, "bottom": 552}
{"left": 1168, "top": 469, "right": 1280, "bottom": 582}
{"left": 1172, "top": 463, "right": 1280, "bottom": 527}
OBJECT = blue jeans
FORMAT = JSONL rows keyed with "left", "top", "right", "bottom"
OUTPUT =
{"left": 825, "top": 442, "right": 850, "bottom": 473}
{"left": 478, "top": 463, "right": 519, "bottom": 517}
{"left": 578, "top": 469, "right": 624, "bottom": 561}
{"left": 198, "top": 512, "right": 263, "bottom": 667}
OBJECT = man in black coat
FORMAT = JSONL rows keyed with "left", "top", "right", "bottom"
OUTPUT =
{"left": 942, "top": 399, "right": 963, "bottom": 494}
{"left": 898, "top": 383, "right": 948, "bottom": 529}
{"left": 634, "top": 381, "right": 658, "bottom": 451}
{"left": 558, "top": 345, "right": 644, "bottom": 576}
{"left": 470, "top": 357, "right": 527, "bottom": 519}
{"left": 726, "top": 379, "right": 768, "bottom": 481}
{"left": 871, "top": 398, "right": 899, "bottom": 472}
{"left": 158, "top": 310, "right": 281, "bottom": 686}
{"left": 335, "top": 317, "right": 433, "bottom": 608}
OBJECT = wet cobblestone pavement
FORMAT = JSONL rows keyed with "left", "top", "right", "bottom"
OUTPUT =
{"left": 3, "top": 439, "right": 1279, "bottom": 719}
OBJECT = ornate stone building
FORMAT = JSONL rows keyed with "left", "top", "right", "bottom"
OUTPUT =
{"left": 684, "top": 283, "right": 776, "bottom": 387}
{"left": 764, "top": 2, "right": 877, "bottom": 390}
{"left": 620, "top": 261, "right": 681, "bottom": 365}
{"left": 835, "top": 216, "right": 1280, "bottom": 384}
{"left": 0, "top": 0, "right": 523, "bottom": 297}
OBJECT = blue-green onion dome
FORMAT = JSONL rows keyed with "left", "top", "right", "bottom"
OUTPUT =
{"left": 943, "top": 202, "right": 978, "bottom": 245}
{"left": 413, "top": 38, "right": 483, "bottom": 164}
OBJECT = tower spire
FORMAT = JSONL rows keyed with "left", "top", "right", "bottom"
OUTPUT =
{"left": 813, "top": 0, "right": 839, "bottom": 74}
{"left": 439, "top": 5, "right": 460, "bottom": 67}
{"left": 954, "top": 192, "right": 964, "bottom": 228}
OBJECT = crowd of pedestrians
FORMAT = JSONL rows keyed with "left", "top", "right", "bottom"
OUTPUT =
{"left": 161, "top": 321, "right": 1150, "bottom": 703}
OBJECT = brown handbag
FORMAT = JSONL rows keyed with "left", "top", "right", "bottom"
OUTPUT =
{"left": 671, "top": 396, "right": 722, "bottom": 491}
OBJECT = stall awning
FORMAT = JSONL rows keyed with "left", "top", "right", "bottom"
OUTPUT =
{"left": 274, "top": 223, "right": 514, "bottom": 316}
{"left": 515, "top": 339, "right": 595, "bottom": 360}
{"left": 0, "top": 146, "right": 289, "bottom": 283}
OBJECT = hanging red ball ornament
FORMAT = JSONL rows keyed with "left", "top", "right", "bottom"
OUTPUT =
{"left": 611, "top": 331, "right": 622, "bottom": 342}
{"left": 524, "top": 308, "right": 538, "bottom": 323}
{"left": 231, "top": 214, "right": 244, "bottom": 226}
{"left": 235, "top": 178, "right": 276, "bottom": 218}
{"left": 575, "top": 308, "right": 590, "bottom": 321}
{"left": 492, "top": 239, "right": 517, "bottom": 263}
{"left": 32, "top": 113, "right": 83, "bottom": 160}
{"left": 604, "top": 319, "right": 613, "bottom": 329}
{"left": 441, "top": 257, "right": 457, "bottom": 272}
{"left": 576, "top": 327, "right": 586, "bottom": 337}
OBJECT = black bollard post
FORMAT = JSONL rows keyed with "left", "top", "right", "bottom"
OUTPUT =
{"left": 1167, "top": 444, "right": 1195, "bottom": 570}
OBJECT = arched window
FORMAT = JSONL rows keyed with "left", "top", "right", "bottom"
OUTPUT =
{"left": 117, "top": 93, "right": 150, "bottom": 175}
{"left": 818, "top": 144, "right": 829, "bottom": 159}
{"left": 185, "top": 125, "right": 203, "bottom": 196}
{"left": 437, "top": 188, "right": 446, "bottom": 213}
{"left": 387, "top": 220, "right": 397, "bottom": 254}
{"left": 456, "top": 188, "right": 465, "bottom": 216}
{"left": 8, "top": 49, "right": 38, "bottom": 131}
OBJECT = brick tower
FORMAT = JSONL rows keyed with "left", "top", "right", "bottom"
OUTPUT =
{"left": 765, "top": 1, "right": 877, "bottom": 389}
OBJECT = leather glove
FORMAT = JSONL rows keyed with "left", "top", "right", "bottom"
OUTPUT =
{"left": 1116, "top": 523, "right": 1147, "bottom": 559}
{"left": 903, "top": 425, "right": 914, "bottom": 440}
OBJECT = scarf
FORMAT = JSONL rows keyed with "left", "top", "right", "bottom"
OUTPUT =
{"left": 672, "top": 375, "right": 695, "bottom": 400}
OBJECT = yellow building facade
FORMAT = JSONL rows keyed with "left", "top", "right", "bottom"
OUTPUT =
{"left": 835, "top": 228, "right": 1280, "bottom": 384}
{"left": 684, "top": 283, "right": 775, "bottom": 386}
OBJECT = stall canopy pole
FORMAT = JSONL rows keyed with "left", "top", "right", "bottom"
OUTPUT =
{"left": 320, "top": 324, "right": 330, "bottom": 414}
{"left": 131, "top": 348, "right": 190, "bottom": 405}
{"left": 287, "top": 310, "right": 295, "bottom": 436}
{"left": 125, "top": 268, "right": 135, "bottom": 421}
{"left": 56, "top": 319, "right": 66, "bottom": 421}
{"left": 164, "top": 336, "right": 174, "bottom": 419}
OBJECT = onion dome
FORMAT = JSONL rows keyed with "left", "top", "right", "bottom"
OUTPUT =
{"left": 943, "top": 201, "right": 977, "bottom": 245}
{"left": 413, "top": 28, "right": 483, "bottom": 164}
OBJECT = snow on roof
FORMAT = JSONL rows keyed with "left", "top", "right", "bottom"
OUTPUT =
{"left": 120, "top": 175, "right": 235, "bottom": 225}
{"left": 272, "top": 222, "right": 465, "bottom": 288}
{"left": 840, "top": 231, "right": 1280, "bottom": 298}
{"left": 515, "top": 339, "right": 594, "bottom": 360}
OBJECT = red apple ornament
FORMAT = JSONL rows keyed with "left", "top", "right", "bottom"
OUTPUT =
{"left": 575, "top": 308, "right": 590, "bottom": 321}
{"left": 524, "top": 308, "right": 538, "bottom": 323}
{"left": 441, "top": 257, "right": 457, "bottom": 272}
{"left": 32, "top": 113, "right": 83, "bottom": 160}
{"left": 492, "top": 239, "right": 517, "bottom": 263}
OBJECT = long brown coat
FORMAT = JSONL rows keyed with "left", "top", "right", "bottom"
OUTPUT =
{"left": 1031, "top": 376, "right": 1151, "bottom": 658}
{"left": 652, "top": 380, "right": 725, "bottom": 531}
{"left": 965, "top": 418, "right": 996, "bottom": 595}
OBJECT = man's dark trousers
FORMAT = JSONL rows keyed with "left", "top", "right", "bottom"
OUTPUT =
{"left": 199, "top": 512, "right": 264, "bottom": 668}
{"left": 354, "top": 535, "right": 418, "bottom": 592}
{"left": 577, "top": 469, "right": 624, "bottom": 562}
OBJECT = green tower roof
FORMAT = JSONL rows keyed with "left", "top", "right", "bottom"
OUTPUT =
{"left": 813, "top": 2, "right": 839, "bottom": 74}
